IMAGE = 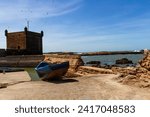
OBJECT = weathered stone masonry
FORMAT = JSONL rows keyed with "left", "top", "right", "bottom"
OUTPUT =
{"left": 5, "top": 27, "right": 43, "bottom": 55}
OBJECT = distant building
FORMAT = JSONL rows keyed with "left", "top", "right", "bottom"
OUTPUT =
{"left": 5, "top": 27, "right": 43, "bottom": 55}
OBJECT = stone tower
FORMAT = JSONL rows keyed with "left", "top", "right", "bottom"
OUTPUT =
{"left": 5, "top": 27, "right": 43, "bottom": 55}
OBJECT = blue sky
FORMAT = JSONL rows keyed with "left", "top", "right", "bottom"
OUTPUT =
{"left": 0, "top": 0, "right": 150, "bottom": 52}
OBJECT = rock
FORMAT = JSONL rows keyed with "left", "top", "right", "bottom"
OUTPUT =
{"left": 44, "top": 54, "right": 84, "bottom": 73}
{"left": 113, "top": 51, "right": 150, "bottom": 88}
{"left": 113, "top": 66, "right": 150, "bottom": 88}
{"left": 0, "top": 83, "right": 8, "bottom": 88}
{"left": 104, "top": 64, "right": 118, "bottom": 69}
{"left": 139, "top": 51, "right": 150, "bottom": 70}
{"left": 119, "top": 75, "right": 138, "bottom": 85}
{"left": 139, "top": 74, "right": 150, "bottom": 79}
{"left": 116, "top": 58, "right": 133, "bottom": 64}
{"left": 86, "top": 61, "right": 101, "bottom": 65}
{"left": 136, "top": 67, "right": 149, "bottom": 74}
{"left": 86, "top": 61, "right": 101, "bottom": 67}
{"left": 77, "top": 66, "right": 113, "bottom": 75}
{"left": 125, "top": 75, "right": 137, "bottom": 79}
{"left": 112, "top": 67, "right": 137, "bottom": 75}
{"left": 102, "top": 65, "right": 111, "bottom": 69}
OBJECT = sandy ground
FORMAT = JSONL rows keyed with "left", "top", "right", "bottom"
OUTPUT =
{"left": 0, "top": 71, "right": 150, "bottom": 100}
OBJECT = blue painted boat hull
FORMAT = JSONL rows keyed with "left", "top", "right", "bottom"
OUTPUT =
{"left": 35, "top": 61, "right": 69, "bottom": 80}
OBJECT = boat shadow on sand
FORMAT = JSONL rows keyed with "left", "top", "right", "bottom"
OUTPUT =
{"left": 45, "top": 77, "right": 79, "bottom": 84}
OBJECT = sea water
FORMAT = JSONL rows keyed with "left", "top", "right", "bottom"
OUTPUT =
{"left": 82, "top": 54, "right": 144, "bottom": 66}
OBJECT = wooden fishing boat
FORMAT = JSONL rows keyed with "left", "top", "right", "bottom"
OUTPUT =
{"left": 35, "top": 61, "right": 69, "bottom": 80}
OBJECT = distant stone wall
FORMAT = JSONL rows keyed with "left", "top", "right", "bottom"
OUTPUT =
{"left": 6, "top": 49, "right": 42, "bottom": 55}
{"left": 0, "top": 49, "right": 6, "bottom": 57}
{"left": 0, "top": 55, "right": 44, "bottom": 67}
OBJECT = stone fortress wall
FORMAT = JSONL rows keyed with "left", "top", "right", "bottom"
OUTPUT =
{"left": 0, "top": 49, "right": 6, "bottom": 57}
